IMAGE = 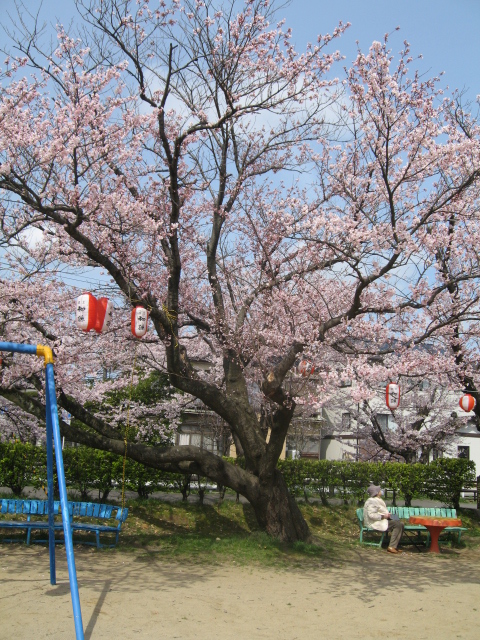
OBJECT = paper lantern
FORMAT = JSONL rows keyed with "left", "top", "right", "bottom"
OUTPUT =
{"left": 386, "top": 382, "right": 400, "bottom": 410}
{"left": 459, "top": 394, "right": 476, "bottom": 412}
{"left": 131, "top": 306, "right": 149, "bottom": 338}
{"left": 76, "top": 293, "right": 97, "bottom": 332}
{"left": 298, "top": 360, "right": 315, "bottom": 376}
{"left": 94, "top": 297, "right": 114, "bottom": 334}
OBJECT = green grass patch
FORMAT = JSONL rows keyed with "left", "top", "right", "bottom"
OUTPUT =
{"left": 457, "top": 507, "right": 480, "bottom": 537}
{"left": 116, "top": 498, "right": 362, "bottom": 566}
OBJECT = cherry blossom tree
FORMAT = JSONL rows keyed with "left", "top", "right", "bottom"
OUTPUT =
{"left": 2, "top": 0, "right": 480, "bottom": 541}
{"left": 347, "top": 381, "right": 461, "bottom": 463}
{"left": 429, "top": 94, "right": 480, "bottom": 431}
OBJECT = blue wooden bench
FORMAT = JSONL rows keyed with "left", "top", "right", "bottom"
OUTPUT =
{"left": 356, "top": 506, "right": 467, "bottom": 548}
{"left": 0, "top": 499, "right": 128, "bottom": 548}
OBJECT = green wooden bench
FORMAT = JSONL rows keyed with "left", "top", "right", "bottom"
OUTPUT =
{"left": 356, "top": 506, "right": 467, "bottom": 548}
{"left": 0, "top": 499, "right": 128, "bottom": 548}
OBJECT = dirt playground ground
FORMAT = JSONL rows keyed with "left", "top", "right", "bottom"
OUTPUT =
{"left": 1, "top": 542, "right": 479, "bottom": 640}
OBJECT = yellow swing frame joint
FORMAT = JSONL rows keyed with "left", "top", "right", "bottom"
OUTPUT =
{"left": 36, "top": 344, "right": 54, "bottom": 366}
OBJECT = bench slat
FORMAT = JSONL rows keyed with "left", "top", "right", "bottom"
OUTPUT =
{"left": 1, "top": 499, "right": 128, "bottom": 548}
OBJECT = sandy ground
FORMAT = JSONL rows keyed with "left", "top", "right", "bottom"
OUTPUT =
{"left": 1, "top": 543, "right": 479, "bottom": 640}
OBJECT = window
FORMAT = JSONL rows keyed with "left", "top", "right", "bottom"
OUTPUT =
{"left": 341, "top": 413, "right": 351, "bottom": 430}
{"left": 203, "top": 436, "right": 217, "bottom": 453}
{"left": 190, "top": 434, "right": 201, "bottom": 448}
{"left": 178, "top": 432, "right": 222, "bottom": 454}
{"left": 376, "top": 414, "right": 390, "bottom": 431}
{"left": 458, "top": 446, "right": 470, "bottom": 460}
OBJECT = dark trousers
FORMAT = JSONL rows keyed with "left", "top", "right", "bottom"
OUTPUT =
{"left": 388, "top": 519, "right": 404, "bottom": 548}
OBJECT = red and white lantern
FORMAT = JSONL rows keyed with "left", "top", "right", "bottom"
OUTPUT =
{"left": 76, "top": 293, "right": 98, "bottom": 332}
{"left": 298, "top": 360, "right": 315, "bottom": 377}
{"left": 94, "top": 297, "right": 114, "bottom": 334}
{"left": 131, "top": 306, "right": 149, "bottom": 338}
{"left": 386, "top": 382, "right": 400, "bottom": 410}
{"left": 459, "top": 394, "right": 476, "bottom": 412}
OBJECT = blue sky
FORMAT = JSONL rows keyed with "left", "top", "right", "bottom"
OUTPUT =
{"left": 1, "top": 0, "right": 479, "bottom": 102}
{"left": 283, "top": 0, "right": 480, "bottom": 102}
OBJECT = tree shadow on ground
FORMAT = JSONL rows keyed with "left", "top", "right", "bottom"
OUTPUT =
{"left": 119, "top": 500, "right": 256, "bottom": 548}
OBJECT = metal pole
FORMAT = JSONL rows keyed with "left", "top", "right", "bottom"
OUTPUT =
{"left": 45, "top": 363, "right": 84, "bottom": 640}
{"left": 0, "top": 342, "right": 85, "bottom": 640}
{"left": 45, "top": 380, "right": 56, "bottom": 586}
{"left": 0, "top": 341, "right": 37, "bottom": 355}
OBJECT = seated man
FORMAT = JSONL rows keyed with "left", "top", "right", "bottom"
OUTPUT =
{"left": 364, "top": 484, "right": 404, "bottom": 554}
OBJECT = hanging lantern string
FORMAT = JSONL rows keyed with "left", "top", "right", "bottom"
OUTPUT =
{"left": 162, "top": 303, "right": 178, "bottom": 348}
{"left": 121, "top": 341, "right": 139, "bottom": 510}
{"left": 126, "top": 276, "right": 177, "bottom": 348}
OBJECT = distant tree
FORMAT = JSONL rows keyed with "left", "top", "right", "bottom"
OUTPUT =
{"left": 356, "top": 382, "right": 460, "bottom": 463}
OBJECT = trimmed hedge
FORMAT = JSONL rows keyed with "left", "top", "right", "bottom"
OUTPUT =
{"left": 0, "top": 441, "right": 40, "bottom": 496}
{"left": 0, "top": 442, "right": 187, "bottom": 500}
{"left": 0, "top": 442, "right": 476, "bottom": 507}
{"left": 277, "top": 458, "right": 476, "bottom": 509}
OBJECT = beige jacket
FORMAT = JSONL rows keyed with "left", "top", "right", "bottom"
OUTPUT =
{"left": 363, "top": 496, "right": 389, "bottom": 531}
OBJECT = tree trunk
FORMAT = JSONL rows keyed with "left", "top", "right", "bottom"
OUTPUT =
{"left": 250, "top": 470, "right": 311, "bottom": 542}
{"left": 100, "top": 489, "right": 111, "bottom": 502}
{"left": 180, "top": 475, "right": 191, "bottom": 501}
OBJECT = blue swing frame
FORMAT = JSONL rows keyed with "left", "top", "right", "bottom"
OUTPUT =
{"left": 0, "top": 341, "right": 84, "bottom": 640}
